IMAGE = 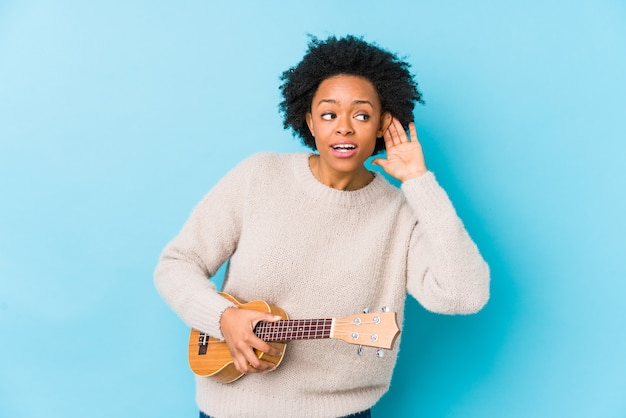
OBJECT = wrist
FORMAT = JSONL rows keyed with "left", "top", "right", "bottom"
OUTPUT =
{"left": 401, "top": 168, "right": 428, "bottom": 182}
{"left": 218, "top": 306, "right": 238, "bottom": 339}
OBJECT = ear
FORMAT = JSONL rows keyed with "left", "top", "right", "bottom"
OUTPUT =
{"left": 377, "top": 112, "right": 393, "bottom": 137}
{"left": 305, "top": 112, "right": 315, "bottom": 137}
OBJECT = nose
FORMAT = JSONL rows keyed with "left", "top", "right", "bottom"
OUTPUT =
{"left": 336, "top": 117, "right": 354, "bottom": 136}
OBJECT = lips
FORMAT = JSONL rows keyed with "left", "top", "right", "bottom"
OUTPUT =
{"left": 330, "top": 142, "right": 358, "bottom": 158}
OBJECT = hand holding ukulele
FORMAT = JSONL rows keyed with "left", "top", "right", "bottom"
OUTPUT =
{"left": 220, "top": 306, "right": 283, "bottom": 375}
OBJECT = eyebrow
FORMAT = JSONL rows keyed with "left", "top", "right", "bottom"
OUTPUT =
{"left": 315, "top": 99, "right": 374, "bottom": 107}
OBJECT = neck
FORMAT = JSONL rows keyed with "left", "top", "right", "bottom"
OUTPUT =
{"left": 309, "top": 155, "right": 373, "bottom": 191}
{"left": 255, "top": 318, "right": 333, "bottom": 342}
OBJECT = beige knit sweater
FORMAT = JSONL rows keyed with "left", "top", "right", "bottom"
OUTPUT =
{"left": 154, "top": 152, "right": 489, "bottom": 418}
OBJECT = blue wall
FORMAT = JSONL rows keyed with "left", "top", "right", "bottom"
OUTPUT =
{"left": 1, "top": 1, "right": 625, "bottom": 417}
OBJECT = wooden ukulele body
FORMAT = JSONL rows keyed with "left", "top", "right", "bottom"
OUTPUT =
{"left": 188, "top": 293, "right": 288, "bottom": 383}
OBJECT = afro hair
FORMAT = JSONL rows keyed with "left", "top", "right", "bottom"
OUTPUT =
{"left": 278, "top": 35, "right": 423, "bottom": 155}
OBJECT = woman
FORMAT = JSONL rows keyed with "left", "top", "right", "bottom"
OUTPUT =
{"left": 154, "top": 35, "right": 490, "bottom": 418}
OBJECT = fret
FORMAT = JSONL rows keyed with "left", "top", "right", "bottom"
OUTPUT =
{"left": 254, "top": 319, "right": 332, "bottom": 342}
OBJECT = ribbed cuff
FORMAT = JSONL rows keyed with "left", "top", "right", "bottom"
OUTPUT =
{"left": 188, "top": 290, "right": 237, "bottom": 340}
{"left": 400, "top": 171, "right": 457, "bottom": 224}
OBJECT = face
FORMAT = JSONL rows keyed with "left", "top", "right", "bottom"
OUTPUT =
{"left": 306, "top": 75, "right": 391, "bottom": 180}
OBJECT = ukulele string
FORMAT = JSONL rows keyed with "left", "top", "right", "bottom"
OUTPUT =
{"left": 254, "top": 319, "right": 332, "bottom": 341}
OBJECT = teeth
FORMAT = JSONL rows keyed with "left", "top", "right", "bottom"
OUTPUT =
{"left": 333, "top": 144, "right": 356, "bottom": 150}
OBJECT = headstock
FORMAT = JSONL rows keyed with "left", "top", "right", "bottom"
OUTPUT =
{"left": 331, "top": 310, "right": 400, "bottom": 350}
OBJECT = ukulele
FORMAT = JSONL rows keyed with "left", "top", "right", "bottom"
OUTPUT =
{"left": 188, "top": 292, "right": 400, "bottom": 383}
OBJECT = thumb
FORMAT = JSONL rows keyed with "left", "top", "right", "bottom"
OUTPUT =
{"left": 266, "top": 313, "right": 283, "bottom": 322}
{"left": 371, "top": 158, "right": 388, "bottom": 170}
{"left": 251, "top": 312, "right": 282, "bottom": 329}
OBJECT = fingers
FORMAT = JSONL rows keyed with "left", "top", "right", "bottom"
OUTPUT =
{"left": 375, "top": 118, "right": 428, "bottom": 181}
{"left": 384, "top": 118, "right": 417, "bottom": 148}
{"left": 220, "top": 308, "right": 283, "bottom": 375}
{"left": 383, "top": 118, "right": 403, "bottom": 148}
{"left": 231, "top": 336, "right": 279, "bottom": 374}
{"left": 408, "top": 121, "right": 419, "bottom": 143}
{"left": 234, "top": 336, "right": 281, "bottom": 374}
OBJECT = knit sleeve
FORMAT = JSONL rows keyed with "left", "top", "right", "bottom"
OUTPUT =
{"left": 401, "top": 172, "right": 490, "bottom": 314}
{"left": 153, "top": 154, "right": 261, "bottom": 339}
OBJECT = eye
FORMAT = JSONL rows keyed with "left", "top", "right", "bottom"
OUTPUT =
{"left": 354, "top": 113, "right": 370, "bottom": 121}
{"left": 321, "top": 112, "right": 336, "bottom": 120}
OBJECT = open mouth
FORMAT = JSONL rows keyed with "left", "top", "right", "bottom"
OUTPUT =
{"left": 331, "top": 144, "right": 356, "bottom": 151}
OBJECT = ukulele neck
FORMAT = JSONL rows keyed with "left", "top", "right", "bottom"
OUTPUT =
{"left": 254, "top": 319, "right": 333, "bottom": 342}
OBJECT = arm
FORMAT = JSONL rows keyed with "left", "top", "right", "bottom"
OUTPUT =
{"left": 402, "top": 173, "right": 490, "bottom": 313}
{"left": 373, "top": 118, "right": 490, "bottom": 313}
{"left": 153, "top": 163, "right": 245, "bottom": 339}
{"left": 154, "top": 155, "right": 281, "bottom": 373}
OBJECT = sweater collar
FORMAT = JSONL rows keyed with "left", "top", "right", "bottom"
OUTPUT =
{"left": 293, "top": 153, "right": 391, "bottom": 207}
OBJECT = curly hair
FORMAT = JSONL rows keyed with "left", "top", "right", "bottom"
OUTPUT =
{"left": 279, "top": 35, "right": 423, "bottom": 155}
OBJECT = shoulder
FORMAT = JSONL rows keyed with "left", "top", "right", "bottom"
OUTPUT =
{"left": 216, "top": 152, "right": 308, "bottom": 193}
{"left": 236, "top": 152, "right": 304, "bottom": 169}
{"left": 231, "top": 152, "right": 308, "bottom": 178}
{"left": 372, "top": 172, "right": 407, "bottom": 202}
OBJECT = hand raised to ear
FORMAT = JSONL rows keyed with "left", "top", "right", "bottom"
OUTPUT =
{"left": 372, "top": 117, "right": 428, "bottom": 182}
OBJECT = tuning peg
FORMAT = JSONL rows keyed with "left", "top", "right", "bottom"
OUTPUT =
{"left": 363, "top": 307, "right": 370, "bottom": 313}
{"left": 381, "top": 306, "right": 389, "bottom": 313}
{"left": 376, "top": 349, "right": 385, "bottom": 358}
{"left": 357, "top": 345, "right": 364, "bottom": 356}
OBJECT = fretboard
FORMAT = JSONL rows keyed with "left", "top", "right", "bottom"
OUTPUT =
{"left": 254, "top": 319, "right": 333, "bottom": 342}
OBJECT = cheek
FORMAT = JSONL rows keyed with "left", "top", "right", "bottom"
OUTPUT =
{"left": 313, "top": 134, "right": 324, "bottom": 151}
{"left": 369, "top": 122, "right": 383, "bottom": 140}
{"left": 363, "top": 139, "right": 377, "bottom": 155}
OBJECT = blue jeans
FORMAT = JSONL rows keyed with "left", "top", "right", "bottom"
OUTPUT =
{"left": 200, "top": 409, "right": 371, "bottom": 418}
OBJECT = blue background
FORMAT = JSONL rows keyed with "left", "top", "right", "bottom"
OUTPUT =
{"left": 1, "top": 1, "right": 625, "bottom": 417}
